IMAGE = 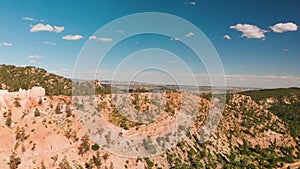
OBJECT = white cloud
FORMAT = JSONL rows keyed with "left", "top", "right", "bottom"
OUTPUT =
{"left": 230, "top": 23, "right": 268, "bottom": 39}
{"left": 185, "top": 1, "right": 196, "bottom": 5}
{"left": 170, "top": 37, "right": 180, "bottom": 41}
{"left": 28, "top": 54, "right": 43, "bottom": 64}
{"left": 223, "top": 35, "right": 231, "bottom": 40}
{"left": 98, "top": 37, "right": 113, "bottom": 42}
{"left": 53, "top": 26, "right": 65, "bottom": 33}
{"left": 43, "top": 41, "right": 56, "bottom": 45}
{"left": 185, "top": 32, "right": 194, "bottom": 37}
{"left": 62, "top": 35, "right": 84, "bottom": 41}
{"left": 89, "top": 35, "right": 97, "bottom": 39}
{"left": 1, "top": 42, "right": 13, "bottom": 46}
{"left": 28, "top": 59, "right": 42, "bottom": 64}
{"left": 30, "top": 23, "right": 53, "bottom": 32}
{"left": 283, "top": 49, "right": 289, "bottom": 52}
{"left": 270, "top": 22, "right": 298, "bottom": 33}
{"left": 28, "top": 55, "right": 43, "bottom": 59}
{"left": 117, "top": 30, "right": 124, "bottom": 33}
{"left": 22, "top": 17, "right": 35, "bottom": 21}
{"left": 30, "top": 23, "right": 64, "bottom": 33}
{"left": 29, "top": 59, "right": 36, "bottom": 63}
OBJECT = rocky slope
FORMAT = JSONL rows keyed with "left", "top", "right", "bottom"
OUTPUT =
{"left": 0, "top": 65, "right": 299, "bottom": 169}
{"left": 241, "top": 88, "right": 300, "bottom": 139}
{"left": 0, "top": 87, "right": 299, "bottom": 169}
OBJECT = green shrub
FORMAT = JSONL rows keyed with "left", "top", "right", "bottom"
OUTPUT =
{"left": 91, "top": 143, "right": 100, "bottom": 151}
{"left": 5, "top": 117, "right": 12, "bottom": 127}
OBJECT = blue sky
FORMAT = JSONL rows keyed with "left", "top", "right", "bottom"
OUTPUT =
{"left": 0, "top": 0, "right": 299, "bottom": 88}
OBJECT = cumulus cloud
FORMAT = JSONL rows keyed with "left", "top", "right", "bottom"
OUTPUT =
{"left": 185, "top": 1, "right": 196, "bottom": 5}
{"left": 230, "top": 23, "right": 268, "bottom": 39}
{"left": 1, "top": 42, "right": 13, "bottom": 46}
{"left": 170, "top": 37, "right": 180, "bottom": 41}
{"left": 43, "top": 42, "right": 56, "bottom": 45}
{"left": 62, "top": 35, "right": 84, "bottom": 41}
{"left": 29, "top": 59, "right": 37, "bottom": 63}
{"left": 53, "top": 26, "right": 65, "bottom": 33}
{"left": 270, "top": 22, "right": 298, "bottom": 33}
{"left": 223, "top": 35, "right": 231, "bottom": 40}
{"left": 89, "top": 36, "right": 97, "bottom": 39}
{"left": 28, "top": 55, "right": 43, "bottom": 59}
{"left": 28, "top": 54, "right": 43, "bottom": 64}
{"left": 22, "top": 17, "right": 35, "bottom": 21}
{"left": 30, "top": 23, "right": 65, "bottom": 33}
{"left": 185, "top": 32, "right": 194, "bottom": 37}
{"left": 98, "top": 37, "right": 113, "bottom": 42}
{"left": 29, "top": 59, "right": 42, "bottom": 64}
{"left": 30, "top": 23, "right": 52, "bottom": 32}
{"left": 283, "top": 49, "right": 289, "bottom": 52}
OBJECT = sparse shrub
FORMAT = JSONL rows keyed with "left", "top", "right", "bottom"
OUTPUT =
{"left": 92, "top": 152, "right": 102, "bottom": 169}
{"left": 5, "top": 117, "right": 12, "bottom": 127}
{"left": 34, "top": 108, "right": 41, "bottom": 117}
{"left": 200, "top": 92, "right": 212, "bottom": 101}
{"left": 15, "top": 127, "right": 26, "bottom": 141}
{"left": 55, "top": 104, "right": 62, "bottom": 114}
{"left": 66, "top": 106, "right": 72, "bottom": 117}
{"left": 144, "top": 157, "right": 154, "bottom": 168}
{"left": 38, "top": 98, "right": 43, "bottom": 105}
{"left": 58, "top": 156, "right": 72, "bottom": 169}
{"left": 14, "top": 142, "right": 20, "bottom": 150}
{"left": 7, "top": 152, "right": 21, "bottom": 169}
{"left": 78, "top": 134, "right": 90, "bottom": 155}
{"left": 102, "top": 153, "right": 109, "bottom": 162}
{"left": 13, "top": 98, "right": 21, "bottom": 107}
{"left": 51, "top": 155, "right": 58, "bottom": 163}
{"left": 3, "top": 111, "right": 11, "bottom": 118}
{"left": 40, "top": 161, "right": 46, "bottom": 169}
{"left": 91, "top": 143, "right": 100, "bottom": 151}
{"left": 165, "top": 101, "right": 174, "bottom": 115}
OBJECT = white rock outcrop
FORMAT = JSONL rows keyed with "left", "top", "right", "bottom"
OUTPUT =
{"left": 0, "top": 87, "right": 45, "bottom": 110}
